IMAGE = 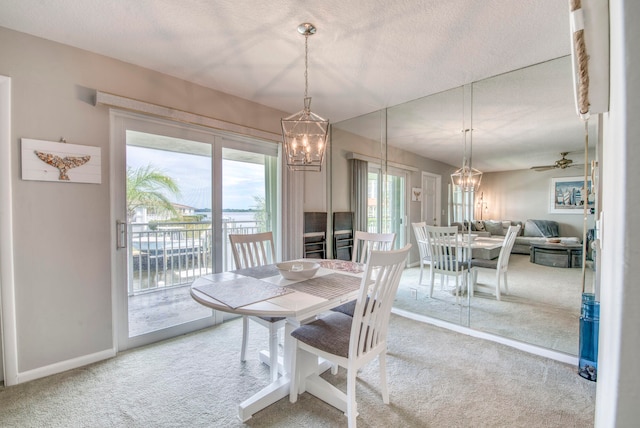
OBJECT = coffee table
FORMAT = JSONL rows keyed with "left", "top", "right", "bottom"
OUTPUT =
{"left": 530, "top": 242, "right": 583, "bottom": 268}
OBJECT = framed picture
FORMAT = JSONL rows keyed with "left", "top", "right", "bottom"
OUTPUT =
{"left": 411, "top": 187, "right": 422, "bottom": 202}
{"left": 549, "top": 176, "right": 593, "bottom": 214}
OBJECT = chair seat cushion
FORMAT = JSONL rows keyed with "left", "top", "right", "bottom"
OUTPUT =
{"left": 291, "top": 312, "right": 353, "bottom": 358}
{"left": 433, "top": 259, "right": 470, "bottom": 271}
{"left": 470, "top": 258, "right": 498, "bottom": 269}
{"left": 257, "top": 316, "right": 286, "bottom": 323}
{"left": 330, "top": 299, "right": 357, "bottom": 317}
{"left": 330, "top": 296, "right": 372, "bottom": 317}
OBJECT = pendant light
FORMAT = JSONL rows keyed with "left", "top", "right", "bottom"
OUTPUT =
{"left": 451, "top": 128, "right": 483, "bottom": 191}
{"left": 281, "top": 23, "right": 329, "bottom": 172}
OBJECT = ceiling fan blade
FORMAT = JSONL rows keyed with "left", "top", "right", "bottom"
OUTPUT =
{"left": 531, "top": 165, "right": 556, "bottom": 171}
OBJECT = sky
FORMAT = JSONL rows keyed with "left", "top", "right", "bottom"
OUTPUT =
{"left": 127, "top": 146, "right": 265, "bottom": 210}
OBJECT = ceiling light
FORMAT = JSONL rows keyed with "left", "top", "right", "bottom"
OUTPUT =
{"left": 281, "top": 23, "right": 329, "bottom": 172}
{"left": 451, "top": 128, "right": 482, "bottom": 191}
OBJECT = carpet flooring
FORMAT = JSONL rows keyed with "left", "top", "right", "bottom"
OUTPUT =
{"left": 0, "top": 313, "right": 596, "bottom": 427}
{"left": 394, "top": 254, "right": 591, "bottom": 355}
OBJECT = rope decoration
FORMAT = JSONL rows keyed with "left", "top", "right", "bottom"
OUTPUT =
{"left": 571, "top": 0, "right": 590, "bottom": 117}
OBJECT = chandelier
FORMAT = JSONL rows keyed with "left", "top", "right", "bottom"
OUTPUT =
{"left": 451, "top": 128, "right": 482, "bottom": 191}
{"left": 281, "top": 23, "right": 329, "bottom": 172}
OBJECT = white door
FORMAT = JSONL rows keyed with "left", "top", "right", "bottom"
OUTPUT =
{"left": 422, "top": 172, "right": 441, "bottom": 226}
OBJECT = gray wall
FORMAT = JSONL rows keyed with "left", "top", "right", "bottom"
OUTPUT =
{"left": 481, "top": 168, "right": 594, "bottom": 237}
{"left": 0, "top": 27, "right": 286, "bottom": 375}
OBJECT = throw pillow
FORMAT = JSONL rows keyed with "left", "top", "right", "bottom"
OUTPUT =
{"left": 452, "top": 222, "right": 466, "bottom": 232}
{"left": 483, "top": 220, "right": 504, "bottom": 236}
{"left": 474, "top": 220, "right": 485, "bottom": 231}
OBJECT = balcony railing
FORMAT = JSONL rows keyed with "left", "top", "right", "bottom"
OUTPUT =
{"left": 128, "top": 219, "right": 264, "bottom": 295}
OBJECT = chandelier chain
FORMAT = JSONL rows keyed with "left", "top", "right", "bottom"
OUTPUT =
{"left": 304, "top": 34, "right": 309, "bottom": 99}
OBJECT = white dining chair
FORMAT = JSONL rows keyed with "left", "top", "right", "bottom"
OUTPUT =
{"left": 289, "top": 245, "right": 411, "bottom": 428}
{"left": 330, "top": 231, "right": 396, "bottom": 318}
{"left": 229, "top": 232, "right": 285, "bottom": 381}
{"left": 470, "top": 224, "right": 521, "bottom": 300}
{"left": 424, "top": 225, "right": 468, "bottom": 299}
{"left": 351, "top": 231, "right": 396, "bottom": 264}
{"left": 411, "top": 222, "right": 432, "bottom": 285}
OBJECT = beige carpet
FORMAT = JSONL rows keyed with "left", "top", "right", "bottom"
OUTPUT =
{"left": 394, "top": 254, "right": 590, "bottom": 355}
{"left": 0, "top": 314, "right": 595, "bottom": 427}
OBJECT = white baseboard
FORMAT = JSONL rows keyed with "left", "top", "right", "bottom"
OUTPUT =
{"left": 14, "top": 347, "right": 116, "bottom": 385}
{"left": 391, "top": 307, "right": 579, "bottom": 366}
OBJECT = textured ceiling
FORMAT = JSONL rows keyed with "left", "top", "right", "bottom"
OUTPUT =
{"left": 0, "top": 0, "right": 588, "bottom": 171}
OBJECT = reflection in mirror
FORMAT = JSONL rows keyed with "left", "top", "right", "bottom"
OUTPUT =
{"left": 333, "top": 86, "right": 470, "bottom": 327}
{"left": 468, "top": 56, "right": 597, "bottom": 355}
{"left": 386, "top": 86, "right": 470, "bottom": 326}
{"left": 331, "top": 56, "right": 599, "bottom": 357}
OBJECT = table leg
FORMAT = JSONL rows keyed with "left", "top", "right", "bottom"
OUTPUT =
{"left": 237, "top": 376, "right": 291, "bottom": 422}
{"left": 237, "top": 318, "right": 300, "bottom": 421}
{"left": 236, "top": 317, "right": 348, "bottom": 421}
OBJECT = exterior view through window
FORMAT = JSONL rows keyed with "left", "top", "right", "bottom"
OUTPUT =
{"left": 368, "top": 165, "right": 407, "bottom": 249}
{"left": 123, "top": 129, "right": 279, "bottom": 340}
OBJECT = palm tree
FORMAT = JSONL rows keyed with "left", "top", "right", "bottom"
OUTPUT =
{"left": 126, "top": 165, "right": 181, "bottom": 222}
{"left": 252, "top": 195, "right": 267, "bottom": 231}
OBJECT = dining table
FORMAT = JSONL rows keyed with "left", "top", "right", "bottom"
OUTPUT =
{"left": 464, "top": 235, "right": 504, "bottom": 260}
{"left": 420, "top": 234, "right": 504, "bottom": 261}
{"left": 190, "top": 259, "right": 366, "bottom": 422}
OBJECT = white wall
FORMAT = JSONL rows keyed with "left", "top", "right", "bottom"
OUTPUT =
{"left": 596, "top": 0, "right": 640, "bottom": 426}
{"left": 0, "top": 27, "right": 286, "bottom": 382}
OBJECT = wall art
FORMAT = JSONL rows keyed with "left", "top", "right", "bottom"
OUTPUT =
{"left": 21, "top": 138, "right": 101, "bottom": 184}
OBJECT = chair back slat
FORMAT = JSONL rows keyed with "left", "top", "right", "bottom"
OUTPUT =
{"left": 351, "top": 231, "right": 396, "bottom": 264}
{"left": 425, "top": 225, "right": 460, "bottom": 274}
{"left": 349, "top": 245, "right": 410, "bottom": 359}
{"left": 229, "top": 232, "right": 276, "bottom": 269}
{"left": 411, "top": 222, "right": 431, "bottom": 261}
{"left": 497, "top": 225, "right": 521, "bottom": 271}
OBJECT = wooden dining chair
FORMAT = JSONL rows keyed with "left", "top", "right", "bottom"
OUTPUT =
{"left": 411, "top": 222, "right": 432, "bottom": 285}
{"left": 289, "top": 245, "right": 411, "bottom": 428}
{"left": 470, "top": 225, "right": 521, "bottom": 300}
{"left": 424, "top": 225, "right": 468, "bottom": 299}
{"left": 351, "top": 231, "right": 396, "bottom": 264}
{"left": 228, "top": 232, "right": 285, "bottom": 381}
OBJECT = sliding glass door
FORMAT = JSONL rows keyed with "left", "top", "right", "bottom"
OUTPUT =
{"left": 112, "top": 112, "right": 280, "bottom": 350}
{"left": 367, "top": 165, "right": 408, "bottom": 248}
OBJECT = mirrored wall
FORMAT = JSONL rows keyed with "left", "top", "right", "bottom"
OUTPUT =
{"left": 330, "top": 55, "right": 599, "bottom": 356}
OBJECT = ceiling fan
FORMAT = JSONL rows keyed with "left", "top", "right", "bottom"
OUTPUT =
{"left": 531, "top": 152, "right": 581, "bottom": 171}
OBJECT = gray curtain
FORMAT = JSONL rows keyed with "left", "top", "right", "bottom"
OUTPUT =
{"left": 351, "top": 159, "right": 368, "bottom": 232}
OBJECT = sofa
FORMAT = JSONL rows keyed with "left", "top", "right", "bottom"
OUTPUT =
{"left": 452, "top": 219, "right": 581, "bottom": 255}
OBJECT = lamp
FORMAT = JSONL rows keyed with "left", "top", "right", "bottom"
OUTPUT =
{"left": 451, "top": 128, "right": 482, "bottom": 191}
{"left": 477, "top": 192, "right": 489, "bottom": 220}
{"left": 281, "top": 23, "right": 329, "bottom": 172}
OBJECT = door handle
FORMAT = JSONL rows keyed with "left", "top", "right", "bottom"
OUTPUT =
{"left": 116, "top": 220, "right": 127, "bottom": 249}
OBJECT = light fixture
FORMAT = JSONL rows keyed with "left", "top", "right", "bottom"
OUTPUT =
{"left": 477, "top": 192, "right": 489, "bottom": 220}
{"left": 281, "top": 23, "right": 329, "bottom": 172}
{"left": 451, "top": 128, "right": 483, "bottom": 191}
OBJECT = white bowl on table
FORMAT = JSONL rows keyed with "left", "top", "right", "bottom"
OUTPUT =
{"left": 276, "top": 261, "right": 320, "bottom": 280}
